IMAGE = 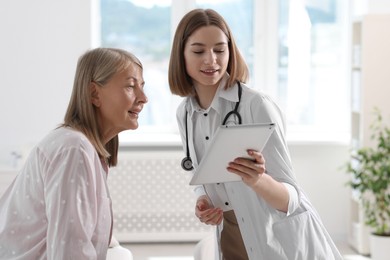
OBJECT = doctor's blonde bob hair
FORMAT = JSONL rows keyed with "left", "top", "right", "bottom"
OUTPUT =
{"left": 168, "top": 8, "right": 249, "bottom": 97}
{"left": 63, "top": 47, "right": 143, "bottom": 167}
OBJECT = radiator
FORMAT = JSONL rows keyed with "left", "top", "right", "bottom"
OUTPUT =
{"left": 108, "top": 148, "right": 213, "bottom": 243}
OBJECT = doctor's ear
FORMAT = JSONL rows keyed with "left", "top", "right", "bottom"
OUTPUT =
{"left": 90, "top": 82, "right": 101, "bottom": 107}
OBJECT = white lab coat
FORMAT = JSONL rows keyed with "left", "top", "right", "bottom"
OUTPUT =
{"left": 0, "top": 127, "right": 112, "bottom": 260}
{"left": 176, "top": 78, "right": 343, "bottom": 260}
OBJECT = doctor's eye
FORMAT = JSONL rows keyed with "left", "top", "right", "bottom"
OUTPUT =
{"left": 214, "top": 49, "right": 225, "bottom": 53}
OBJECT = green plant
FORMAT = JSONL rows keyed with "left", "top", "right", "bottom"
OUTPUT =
{"left": 346, "top": 108, "right": 390, "bottom": 236}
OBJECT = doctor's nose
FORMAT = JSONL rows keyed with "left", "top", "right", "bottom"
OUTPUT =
{"left": 203, "top": 51, "right": 217, "bottom": 65}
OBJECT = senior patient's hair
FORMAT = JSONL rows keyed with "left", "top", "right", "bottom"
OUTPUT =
{"left": 63, "top": 48, "right": 142, "bottom": 167}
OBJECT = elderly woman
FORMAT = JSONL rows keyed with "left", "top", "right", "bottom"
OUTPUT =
{"left": 0, "top": 48, "right": 147, "bottom": 259}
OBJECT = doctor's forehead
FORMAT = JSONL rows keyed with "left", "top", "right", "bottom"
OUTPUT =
{"left": 187, "top": 26, "right": 229, "bottom": 45}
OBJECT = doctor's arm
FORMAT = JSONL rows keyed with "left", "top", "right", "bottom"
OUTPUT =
{"left": 227, "top": 150, "right": 289, "bottom": 213}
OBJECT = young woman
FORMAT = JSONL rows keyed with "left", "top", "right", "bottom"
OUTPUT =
{"left": 0, "top": 48, "right": 147, "bottom": 259}
{"left": 169, "top": 8, "right": 342, "bottom": 260}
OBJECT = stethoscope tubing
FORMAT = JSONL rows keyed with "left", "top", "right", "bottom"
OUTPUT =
{"left": 181, "top": 81, "right": 242, "bottom": 171}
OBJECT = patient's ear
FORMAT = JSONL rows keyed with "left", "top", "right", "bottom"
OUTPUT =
{"left": 90, "top": 82, "right": 101, "bottom": 107}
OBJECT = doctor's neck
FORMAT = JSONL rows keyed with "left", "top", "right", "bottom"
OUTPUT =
{"left": 194, "top": 84, "right": 219, "bottom": 109}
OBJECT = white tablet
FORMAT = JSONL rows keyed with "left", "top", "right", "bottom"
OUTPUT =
{"left": 189, "top": 123, "right": 275, "bottom": 185}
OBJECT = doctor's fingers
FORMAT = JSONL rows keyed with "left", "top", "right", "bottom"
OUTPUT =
{"left": 196, "top": 207, "right": 220, "bottom": 218}
{"left": 196, "top": 195, "right": 213, "bottom": 211}
{"left": 228, "top": 160, "right": 266, "bottom": 176}
{"left": 208, "top": 213, "right": 223, "bottom": 225}
{"left": 232, "top": 154, "right": 265, "bottom": 171}
{"left": 251, "top": 162, "right": 266, "bottom": 174}
{"left": 200, "top": 210, "right": 223, "bottom": 225}
{"left": 247, "top": 150, "right": 266, "bottom": 164}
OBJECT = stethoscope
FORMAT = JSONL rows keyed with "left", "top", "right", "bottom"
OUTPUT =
{"left": 181, "top": 82, "right": 243, "bottom": 171}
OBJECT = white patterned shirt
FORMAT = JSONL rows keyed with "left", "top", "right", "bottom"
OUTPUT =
{"left": 0, "top": 127, "right": 112, "bottom": 260}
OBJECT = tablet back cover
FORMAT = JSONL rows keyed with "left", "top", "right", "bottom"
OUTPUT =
{"left": 189, "top": 123, "right": 275, "bottom": 185}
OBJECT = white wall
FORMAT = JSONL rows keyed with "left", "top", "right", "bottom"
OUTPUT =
{"left": 352, "top": 0, "right": 390, "bottom": 16}
{"left": 0, "top": 0, "right": 94, "bottom": 167}
{"left": 289, "top": 143, "right": 350, "bottom": 242}
{"left": 0, "top": 0, "right": 355, "bottom": 244}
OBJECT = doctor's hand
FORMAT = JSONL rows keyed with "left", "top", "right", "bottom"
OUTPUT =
{"left": 195, "top": 195, "right": 223, "bottom": 225}
{"left": 227, "top": 149, "right": 266, "bottom": 188}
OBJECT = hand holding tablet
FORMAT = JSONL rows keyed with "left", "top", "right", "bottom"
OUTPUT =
{"left": 189, "top": 123, "right": 275, "bottom": 185}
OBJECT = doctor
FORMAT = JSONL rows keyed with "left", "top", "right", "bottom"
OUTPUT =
{"left": 168, "top": 8, "right": 343, "bottom": 260}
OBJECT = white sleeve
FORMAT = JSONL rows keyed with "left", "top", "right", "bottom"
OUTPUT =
{"left": 45, "top": 147, "right": 100, "bottom": 259}
{"left": 194, "top": 185, "right": 207, "bottom": 198}
{"left": 283, "top": 182, "right": 299, "bottom": 216}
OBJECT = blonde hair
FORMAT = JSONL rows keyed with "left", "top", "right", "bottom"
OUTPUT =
{"left": 62, "top": 48, "right": 142, "bottom": 167}
{"left": 168, "top": 8, "right": 249, "bottom": 97}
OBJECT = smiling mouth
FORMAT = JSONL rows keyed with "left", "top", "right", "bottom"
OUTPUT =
{"left": 128, "top": 111, "right": 139, "bottom": 117}
{"left": 201, "top": 69, "right": 219, "bottom": 73}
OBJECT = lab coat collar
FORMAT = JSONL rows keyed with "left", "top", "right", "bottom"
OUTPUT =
{"left": 187, "top": 73, "right": 238, "bottom": 119}
{"left": 217, "top": 74, "right": 239, "bottom": 104}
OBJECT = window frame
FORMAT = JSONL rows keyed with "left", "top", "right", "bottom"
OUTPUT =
{"left": 96, "top": 0, "right": 350, "bottom": 146}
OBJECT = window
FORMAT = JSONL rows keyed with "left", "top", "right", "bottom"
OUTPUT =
{"left": 100, "top": 0, "right": 176, "bottom": 142}
{"left": 277, "top": 0, "right": 349, "bottom": 142}
{"left": 99, "top": 0, "right": 349, "bottom": 144}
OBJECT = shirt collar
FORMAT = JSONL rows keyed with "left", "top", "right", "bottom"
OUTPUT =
{"left": 218, "top": 74, "right": 239, "bottom": 103}
{"left": 187, "top": 73, "right": 238, "bottom": 118}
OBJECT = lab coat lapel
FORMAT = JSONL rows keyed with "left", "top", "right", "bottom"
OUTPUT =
{"left": 187, "top": 112, "right": 199, "bottom": 168}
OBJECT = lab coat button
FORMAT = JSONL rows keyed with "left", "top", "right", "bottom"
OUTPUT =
{"left": 205, "top": 136, "right": 209, "bottom": 140}
{"left": 203, "top": 113, "right": 208, "bottom": 116}
{"left": 225, "top": 202, "right": 229, "bottom": 206}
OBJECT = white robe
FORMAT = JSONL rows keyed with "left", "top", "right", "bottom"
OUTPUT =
{"left": 176, "top": 77, "right": 343, "bottom": 260}
{"left": 0, "top": 127, "right": 112, "bottom": 260}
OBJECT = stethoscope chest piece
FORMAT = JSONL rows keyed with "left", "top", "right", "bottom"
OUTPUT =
{"left": 181, "top": 157, "right": 194, "bottom": 171}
